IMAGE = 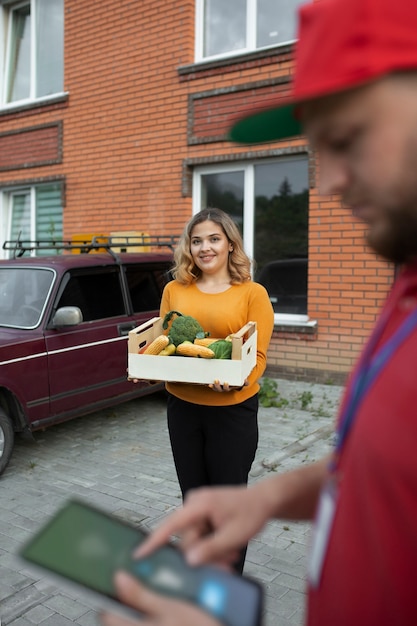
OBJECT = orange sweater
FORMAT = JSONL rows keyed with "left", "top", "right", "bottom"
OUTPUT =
{"left": 160, "top": 280, "right": 275, "bottom": 406}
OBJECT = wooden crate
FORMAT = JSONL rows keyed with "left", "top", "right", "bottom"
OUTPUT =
{"left": 128, "top": 317, "right": 257, "bottom": 387}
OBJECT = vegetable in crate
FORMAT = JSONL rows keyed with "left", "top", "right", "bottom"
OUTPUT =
{"left": 176, "top": 342, "right": 215, "bottom": 358}
{"left": 143, "top": 335, "right": 169, "bottom": 355}
{"left": 208, "top": 339, "right": 233, "bottom": 359}
{"left": 159, "top": 344, "right": 176, "bottom": 356}
{"left": 162, "top": 310, "right": 207, "bottom": 346}
{"left": 194, "top": 337, "right": 221, "bottom": 347}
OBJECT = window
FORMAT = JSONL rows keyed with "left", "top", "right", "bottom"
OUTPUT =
{"left": 193, "top": 156, "right": 309, "bottom": 322}
{"left": 55, "top": 269, "right": 126, "bottom": 322}
{"left": 125, "top": 264, "right": 172, "bottom": 314}
{"left": 1, "top": 182, "right": 63, "bottom": 257}
{"left": 0, "top": 267, "right": 53, "bottom": 327}
{"left": 195, "top": 0, "right": 304, "bottom": 61}
{"left": 1, "top": 0, "right": 64, "bottom": 106}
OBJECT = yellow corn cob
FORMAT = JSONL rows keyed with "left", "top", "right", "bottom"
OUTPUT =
{"left": 194, "top": 337, "right": 222, "bottom": 347}
{"left": 159, "top": 343, "right": 176, "bottom": 356}
{"left": 176, "top": 342, "right": 215, "bottom": 358}
{"left": 143, "top": 335, "right": 170, "bottom": 355}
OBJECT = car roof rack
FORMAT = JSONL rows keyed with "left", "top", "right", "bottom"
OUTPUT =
{"left": 2, "top": 235, "right": 180, "bottom": 258}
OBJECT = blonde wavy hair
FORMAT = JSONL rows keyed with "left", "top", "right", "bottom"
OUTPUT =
{"left": 172, "top": 208, "right": 252, "bottom": 285}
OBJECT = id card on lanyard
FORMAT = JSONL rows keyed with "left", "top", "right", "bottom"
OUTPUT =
{"left": 308, "top": 306, "right": 417, "bottom": 588}
{"left": 308, "top": 477, "right": 338, "bottom": 587}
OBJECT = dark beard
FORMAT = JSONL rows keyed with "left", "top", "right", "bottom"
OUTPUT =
{"left": 366, "top": 207, "right": 417, "bottom": 264}
{"left": 364, "top": 125, "right": 417, "bottom": 264}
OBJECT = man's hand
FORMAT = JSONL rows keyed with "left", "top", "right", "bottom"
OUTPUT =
{"left": 135, "top": 484, "right": 270, "bottom": 567}
{"left": 100, "top": 572, "right": 221, "bottom": 626}
{"left": 135, "top": 458, "right": 330, "bottom": 567}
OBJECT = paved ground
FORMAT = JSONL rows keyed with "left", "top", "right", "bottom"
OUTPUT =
{"left": 0, "top": 377, "right": 344, "bottom": 626}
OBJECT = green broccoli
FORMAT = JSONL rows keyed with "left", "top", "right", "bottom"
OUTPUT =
{"left": 162, "top": 310, "right": 207, "bottom": 346}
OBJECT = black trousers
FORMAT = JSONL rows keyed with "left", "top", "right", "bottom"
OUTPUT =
{"left": 167, "top": 392, "right": 259, "bottom": 574}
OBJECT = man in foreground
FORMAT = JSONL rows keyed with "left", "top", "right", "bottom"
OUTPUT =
{"left": 101, "top": 0, "right": 417, "bottom": 623}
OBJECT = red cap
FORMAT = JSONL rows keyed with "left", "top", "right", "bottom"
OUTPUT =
{"left": 229, "top": 0, "right": 417, "bottom": 144}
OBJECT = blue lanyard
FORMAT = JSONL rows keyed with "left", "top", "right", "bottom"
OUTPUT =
{"left": 334, "top": 306, "right": 417, "bottom": 460}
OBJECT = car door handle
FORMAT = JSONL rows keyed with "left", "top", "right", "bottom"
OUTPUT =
{"left": 118, "top": 322, "right": 138, "bottom": 336}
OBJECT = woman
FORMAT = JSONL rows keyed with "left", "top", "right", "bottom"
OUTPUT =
{"left": 161, "top": 208, "right": 274, "bottom": 573}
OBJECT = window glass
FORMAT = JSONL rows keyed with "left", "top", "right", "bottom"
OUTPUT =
{"left": 196, "top": 156, "right": 309, "bottom": 318}
{"left": 257, "top": 0, "right": 299, "bottom": 48}
{"left": 5, "top": 183, "right": 63, "bottom": 257}
{"left": 7, "top": 4, "right": 31, "bottom": 102}
{"left": 125, "top": 265, "right": 170, "bottom": 313}
{"left": 0, "top": 267, "right": 53, "bottom": 328}
{"left": 254, "top": 158, "right": 308, "bottom": 314}
{"left": 10, "top": 190, "right": 31, "bottom": 241}
{"left": 56, "top": 270, "right": 126, "bottom": 322}
{"left": 198, "top": 0, "right": 303, "bottom": 60}
{"left": 254, "top": 159, "right": 308, "bottom": 270}
{"left": 201, "top": 171, "right": 244, "bottom": 231}
{"left": 36, "top": 183, "right": 63, "bottom": 242}
{"left": 203, "top": 0, "right": 246, "bottom": 58}
{"left": 2, "top": 0, "right": 64, "bottom": 105}
{"left": 36, "top": 0, "right": 64, "bottom": 97}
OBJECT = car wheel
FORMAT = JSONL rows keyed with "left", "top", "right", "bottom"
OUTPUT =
{"left": 0, "top": 409, "right": 14, "bottom": 475}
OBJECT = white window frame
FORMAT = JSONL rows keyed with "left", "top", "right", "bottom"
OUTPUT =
{"left": 195, "top": 0, "right": 298, "bottom": 63}
{"left": 0, "top": 187, "right": 34, "bottom": 257}
{"left": 0, "top": 0, "right": 65, "bottom": 109}
{"left": 0, "top": 183, "right": 62, "bottom": 258}
{"left": 192, "top": 162, "right": 310, "bottom": 325}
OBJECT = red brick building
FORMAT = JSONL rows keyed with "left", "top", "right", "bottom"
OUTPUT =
{"left": 0, "top": 0, "right": 394, "bottom": 383}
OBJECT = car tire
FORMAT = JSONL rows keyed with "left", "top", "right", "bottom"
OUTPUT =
{"left": 0, "top": 409, "right": 14, "bottom": 476}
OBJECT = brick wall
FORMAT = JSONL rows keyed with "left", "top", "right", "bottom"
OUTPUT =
{"left": 0, "top": 0, "right": 394, "bottom": 381}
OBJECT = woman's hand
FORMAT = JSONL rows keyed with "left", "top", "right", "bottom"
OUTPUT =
{"left": 209, "top": 378, "right": 249, "bottom": 392}
{"left": 100, "top": 572, "right": 221, "bottom": 626}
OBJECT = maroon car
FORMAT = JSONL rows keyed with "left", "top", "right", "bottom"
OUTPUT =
{"left": 0, "top": 238, "right": 174, "bottom": 475}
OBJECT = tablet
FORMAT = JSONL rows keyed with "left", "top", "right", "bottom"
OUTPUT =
{"left": 19, "top": 498, "right": 263, "bottom": 626}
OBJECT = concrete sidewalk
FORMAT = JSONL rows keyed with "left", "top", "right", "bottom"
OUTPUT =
{"left": 0, "top": 377, "right": 343, "bottom": 626}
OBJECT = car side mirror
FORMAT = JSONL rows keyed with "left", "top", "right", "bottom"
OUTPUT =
{"left": 52, "top": 306, "right": 83, "bottom": 327}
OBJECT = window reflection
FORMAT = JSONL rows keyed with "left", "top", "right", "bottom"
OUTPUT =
{"left": 198, "top": 156, "right": 309, "bottom": 317}
{"left": 201, "top": 0, "right": 303, "bottom": 60}
{"left": 8, "top": 5, "right": 31, "bottom": 102}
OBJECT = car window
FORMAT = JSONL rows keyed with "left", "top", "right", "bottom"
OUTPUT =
{"left": 0, "top": 267, "right": 54, "bottom": 328}
{"left": 55, "top": 267, "right": 126, "bottom": 321}
{"left": 124, "top": 264, "right": 170, "bottom": 313}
